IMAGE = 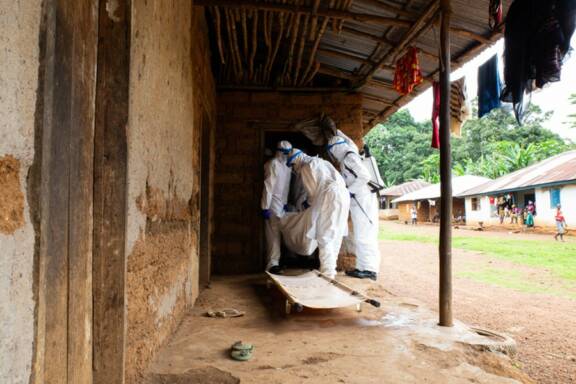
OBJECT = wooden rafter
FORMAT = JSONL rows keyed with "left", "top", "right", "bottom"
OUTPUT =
{"left": 356, "top": 0, "right": 440, "bottom": 88}
{"left": 195, "top": 0, "right": 413, "bottom": 27}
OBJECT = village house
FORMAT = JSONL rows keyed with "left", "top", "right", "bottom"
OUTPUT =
{"left": 379, "top": 179, "right": 430, "bottom": 219}
{"left": 392, "top": 175, "right": 490, "bottom": 223}
{"left": 458, "top": 150, "right": 576, "bottom": 228}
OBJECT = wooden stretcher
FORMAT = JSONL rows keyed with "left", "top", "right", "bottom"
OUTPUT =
{"left": 266, "top": 270, "right": 381, "bottom": 314}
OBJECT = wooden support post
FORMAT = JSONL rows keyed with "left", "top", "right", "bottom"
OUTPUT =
{"left": 34, "top": 1, "right": 99, "bottom": 383}
{"left": 93, "top": 0, "right": 130, "bottom": 383}
{"left": 438, "top": 0, "right": 453, "bottom": 327}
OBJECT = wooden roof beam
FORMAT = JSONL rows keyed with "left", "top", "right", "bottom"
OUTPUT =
{"left": 355, "top": 0, "right": 440, "bottom": 88}
{"left": 195, "top": 0, "right": 413, "bottom": 27}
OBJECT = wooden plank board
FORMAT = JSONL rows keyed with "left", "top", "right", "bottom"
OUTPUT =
{"left": 66, "top": 2, "right": 99, "bottom": 383}
{"left": 36, "top": 2, "right": 99, "bottom": 383}
{"left": 92, "top": 0, "right": 130, "bottom": 382}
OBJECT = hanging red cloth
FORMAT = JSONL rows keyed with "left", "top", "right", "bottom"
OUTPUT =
{"left": 393, "top": 47, "right": 423, "bottom": 95}
{"left": 431, "top": 81, "right": 440, "bottom": 149}
{"left": 489, "top": 0, "right": 503, "bottom": 30}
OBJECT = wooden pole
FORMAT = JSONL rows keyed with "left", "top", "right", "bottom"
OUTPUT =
{"left": 439, "top": 0, "right": 453, "bottom": 327}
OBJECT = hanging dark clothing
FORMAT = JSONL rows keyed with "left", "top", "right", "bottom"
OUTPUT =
{"left": 501, "top": 0, "right": 576, "bottom": 123}
{"left": 431, "top": 82, "right": 440, "bottom": 149}
{"left": 477, "top": 55, "right": 502, "bottom": 118}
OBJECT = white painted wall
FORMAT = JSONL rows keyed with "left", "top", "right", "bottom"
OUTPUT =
{"left": 0, "top": 1, "right": 42, "bottom": 383}
{"left": 464, "top": 196, "right": 495, "bottom": 225}
{"left": 535, "top": 185, "right": 576, "bottom": 227}
{"left": 465, "top": 184, "right": 576, "bottom": 227}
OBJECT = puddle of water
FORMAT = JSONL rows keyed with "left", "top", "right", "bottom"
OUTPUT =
{"left": 380, "top": 313, "right": 417, "bottom": 328}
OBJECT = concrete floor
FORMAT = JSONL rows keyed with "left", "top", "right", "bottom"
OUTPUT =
{"left": 144, "top": 273, "right": 534, "bottom": 384}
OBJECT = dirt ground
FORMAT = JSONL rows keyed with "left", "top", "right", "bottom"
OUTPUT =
{"left": 144, "top": 273, "right": 533, "bottom": 384}
{"left": 378, "top": 221, "right": 576, "bottom": 384}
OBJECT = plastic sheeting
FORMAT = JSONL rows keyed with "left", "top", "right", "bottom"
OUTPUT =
{"left": 279, "top": 211, "right": 318, "bottom": 256}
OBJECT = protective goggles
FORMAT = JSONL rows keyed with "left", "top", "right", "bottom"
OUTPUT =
{"left": 276, "top": 147, "right": 292, "bottom": 155}
{"left": 286, "top": 150, "right": 303, "bottom": 167}
{"left": 325, "top": 139, "right": 347, "bottom": 152}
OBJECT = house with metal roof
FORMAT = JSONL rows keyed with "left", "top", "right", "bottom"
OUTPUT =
{"left": 392, "top": 175, "right": 490, "bottom": 223}
{"left": 457, "top": 150, "right": 576, "bottom": 227}
{"left": 379, "top": 180, "right": 430, "bottom": 219}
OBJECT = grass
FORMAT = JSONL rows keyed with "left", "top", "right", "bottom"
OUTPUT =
{"left": 456, "top": 268, "right": 576, "bottom": 300}
{"left": 379, "top": 230, "right": 576, "bottom": 282}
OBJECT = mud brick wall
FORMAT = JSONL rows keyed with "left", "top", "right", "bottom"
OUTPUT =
{"left": 125, "top": 3, "right": 215, "bottom": 383}
{"left": 213, "top": 91, "right": 364, "bottom": 275}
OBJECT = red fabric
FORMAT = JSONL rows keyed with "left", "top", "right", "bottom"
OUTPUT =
{"left": 489, "top": 0, "right": 503, "bottom": 30}
{"left": 393, "top": 47, "right": 423, "bottom": 95}
{"left": 431, "top": 81, "right": 440, "bottom": 149}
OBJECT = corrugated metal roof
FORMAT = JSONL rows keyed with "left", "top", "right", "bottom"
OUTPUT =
{"left": 457, "top": 151, "right": 576, "bottom": 197}
{"left": 204, "top": 0, "right": 510, "bottom": 131}
{"left": 392, "top": 175, "right": 491, "bottom": 203}
{"left": 381, "top": 179, "right": 431, "bottom": 197}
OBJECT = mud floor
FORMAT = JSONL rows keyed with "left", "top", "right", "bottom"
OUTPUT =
{"left": 144, "top": 274, "right": 533, "bottom": 383}
{"left": 379, "top": 221, "right": 576, "bottom": 384}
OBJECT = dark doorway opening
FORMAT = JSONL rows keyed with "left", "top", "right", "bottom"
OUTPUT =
{"left": 523, "top": 192, "right": 536, "bottom": 207}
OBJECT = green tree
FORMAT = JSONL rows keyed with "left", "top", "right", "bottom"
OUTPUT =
{"left": 420, "top": 152, "right": 440, "bottom": 183}
{"left": 364, "top": 110, "right": 435, "bottom": 185}
{"left": 452, "top": 102, "right": 559, "bottom": 165}
{"left": 366, "top": 101, "right": 571, "bottom": 185}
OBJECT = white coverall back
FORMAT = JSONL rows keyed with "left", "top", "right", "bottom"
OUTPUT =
{"left": 291, "top": 154, "right": 350, "bottom": 278}
{"left": 261, "top": 152, "right": 292, "bottom": 269}
{"left": 328, "top": 139, "right": 381, "bottom": 273}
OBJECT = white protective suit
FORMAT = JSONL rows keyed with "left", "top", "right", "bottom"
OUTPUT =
{"left": 261, "top": 141, "right": 292, "bottom": 269}
{"left": 327, "top": 136, "right": 381, "bottom": 273}
{"left": 283, "top": 149, "right": 350, "bottom": 278}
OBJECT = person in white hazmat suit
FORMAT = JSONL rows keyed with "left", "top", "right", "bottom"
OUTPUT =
{"left": 261, "top": 141, "right": 293, "bottom": 274}
{"left": 327, "top": 136, "right": 381, "bottom": 280}
{"left": 285, "top": 148, "right": 350, "bottom": 279}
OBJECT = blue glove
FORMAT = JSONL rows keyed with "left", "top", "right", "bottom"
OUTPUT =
{"left": 262, "top": 209, "right": 272, "bottom": 220}
{"left": 350, "top": 192, "right": 355, "bottom": 198}
{"left": 283, "top": 204, "right": 289, "bottom": 212}
{"left": 302, "top": 200, "right": 310, "bottom": 210}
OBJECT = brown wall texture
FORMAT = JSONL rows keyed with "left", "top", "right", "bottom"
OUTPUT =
{"left": 125, "top": 3, "right": 215, "bottom": 383}
{"left": 212, "top": 91, "right": 364, "bottom": 275}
